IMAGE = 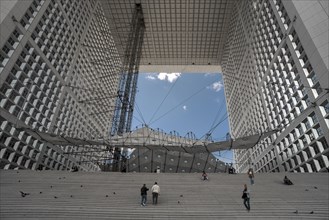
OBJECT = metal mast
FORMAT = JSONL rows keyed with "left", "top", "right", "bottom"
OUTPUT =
{"left": 111, "top": 3, "right": 145, "bottom": 136}
{"left": 108, "top": 4, "right": 145, "bottom": 172}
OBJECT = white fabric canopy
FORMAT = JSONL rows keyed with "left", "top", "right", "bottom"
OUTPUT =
{"left": 19, "top": 126, "right": 277, "bottom": 152}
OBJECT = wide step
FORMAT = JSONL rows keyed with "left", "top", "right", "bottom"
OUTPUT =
{"left": 1, "top": 170, "right": 328, "bottom": 219}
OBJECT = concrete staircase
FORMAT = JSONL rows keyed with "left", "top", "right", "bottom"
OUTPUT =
{"left": 0, "top": 170, "right": 328, "bottom": 219}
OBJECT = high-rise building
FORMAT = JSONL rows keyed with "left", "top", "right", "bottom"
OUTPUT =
{"left": 222, "top": 0, "right": 329, "bottom": 173}
{"left": 1, "top": 0, "right": 328, "bottom": 173}
{"left": 0, "top": 0, "right": 121, "bottom": 171}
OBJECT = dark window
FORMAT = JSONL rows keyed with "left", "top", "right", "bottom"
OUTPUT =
{"left": 2, "top": 45, "right": 11, "bottom": 54}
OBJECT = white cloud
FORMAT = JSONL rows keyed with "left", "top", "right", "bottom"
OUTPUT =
{"left": 146, "top": 75, "right": 156, "bottom": 80}
{"left": 158, "top": 72, "right": 181, "bottom": 83}
{"left": 204, "top": 73, "right": 216, "bottom": 77}
{"left": 208, "top": 81, "right": 223, "bottom": 92}
{"left": 157, "top": 72, "right": 167, "bottom": 80}
{"left": 182, "top": 105, "right": 187, "bottom": 110}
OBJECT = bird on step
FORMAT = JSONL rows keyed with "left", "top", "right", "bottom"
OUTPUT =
{"left": 19, "top": 191, "right": 30, "bottom": 197}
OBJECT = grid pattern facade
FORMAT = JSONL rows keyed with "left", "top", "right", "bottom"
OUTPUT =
{"left": 101, "top": 0, "right": 234, "bottom": 66}
{"left": 0, "top": 0, "right": 121, "bottom": 171}
{"left": 222, "top": 0, "right": 329, "bottom": 173}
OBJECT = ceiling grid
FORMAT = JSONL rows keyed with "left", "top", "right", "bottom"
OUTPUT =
{"left": 100, "top": 0, "right": 235, "bottom": 71}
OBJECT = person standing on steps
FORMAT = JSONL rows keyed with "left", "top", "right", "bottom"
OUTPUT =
{"left": 242, "top": 184, "right": 251, "bottom": 211}
{"left": 248, "top": 168, "right": 254, "bottom": 185}
{"left": 151, "top": 182, "right": 160, "bottom": 205}
{"left": 201, "top": 171, "right": 209, "bottom": 180}
{"left": 140, "top": 184, "right": 149, "bottom": 206}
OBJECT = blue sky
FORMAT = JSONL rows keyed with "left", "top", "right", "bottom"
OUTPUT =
{"left": 131, "top": 72, "right": 233, "bottom": 164}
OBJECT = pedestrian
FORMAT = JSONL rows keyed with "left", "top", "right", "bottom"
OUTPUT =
{"left": 140, "top": 184, "right": 149, "bottom": 206}
{"left": 201, "top": 171, "right": 208, "bottom": 180}
{"left": 229, "top": 166, "right": 236, "bottom": 174}
{"left": 242, "top": 184, "right": 250, "bottom": 211}
{"left": 151, "top": 182, "right": 160, "bottom": 205}
{"left": 70, "top": 165, "right": 78, "bottom": 172}
{"left": 248, "top": 168, "right": 254, "bottom": 185}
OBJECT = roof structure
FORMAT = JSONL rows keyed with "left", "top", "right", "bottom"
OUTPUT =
{"left": 100, "top": 0, "right": 235, "bottom": 73}
{"left": 17, "top": 126, "right": 277, "bottom": 153}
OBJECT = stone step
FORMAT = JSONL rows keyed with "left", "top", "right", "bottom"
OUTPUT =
{"left": 1, "top": 170, "right": 328, "bottom": 219}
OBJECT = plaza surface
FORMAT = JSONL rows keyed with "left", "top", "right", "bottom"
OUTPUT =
{"left": 0, "top": 170, "right": 328, "bottom": 219}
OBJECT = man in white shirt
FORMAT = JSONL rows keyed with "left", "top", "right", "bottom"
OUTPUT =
{"left": 151, "top": 182, "right": 160, "bottom": 205}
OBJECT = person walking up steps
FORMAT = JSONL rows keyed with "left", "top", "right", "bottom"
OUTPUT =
{"left": 248, "top": 168, "right": 254, "bottom": 185}
{"left": 242, "top": 184, "right": 251, "bottom": 212}
{"left": 140, "top": 184, "right": 149, "bottom": 206}
{"left": 151, "top": 182, "right": 160, "bottom": 205}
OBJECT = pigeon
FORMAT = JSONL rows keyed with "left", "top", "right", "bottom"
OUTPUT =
{"left": 50, "top": 185, "right": 53, "bottom": 188}
{"left": 180, "top": 195, "right": 183, "bottom": 197}
{"left": 178, "top": 201, "right": 180, "bottom": 204}
{"left": 310, "top": 211, "right": 314, "bottom": 214}
{"left": 80, "top": 185, "right": 83, "bottom": 187}
{"left": 12, "top": 15, "right": 18, "bottom": 22}
{"left": 113, "top": 192, "right": 116, "bottom": 194}
{"left": 39, "top": 192, "right": 42, "bottom": 194}
{"left": 106, "top": 195, "right": 109, "bottom": 197}
{"left": 70, "top": 195, "right": 73, "bottom": 198}
{"left": 54, "top": 196, "right": 57, "bottom": 199}
{"left": 314, "top": 186, "right": 318, "bottom": 189}
{"left": 20, "top": 191, "right": 30, "bottom": 197}
{"left": 293, "top": 210, "right": 298, "bottom": 214}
